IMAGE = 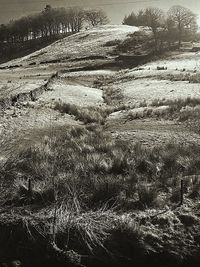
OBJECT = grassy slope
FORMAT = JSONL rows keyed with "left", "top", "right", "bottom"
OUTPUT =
{"left": 1, "top": 25, "right": 139, "bottom": 68}
{"left": 0, "top": 35, "right": 72, "bottom": 64}
{"left": 0, "top": 26, "right": 200, "bottom": 267}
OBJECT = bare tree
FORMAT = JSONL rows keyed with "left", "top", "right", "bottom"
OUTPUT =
{"left": 0, "top": 5, "right": 109, "bottom": 43}
{"left": 143, "top": 7, "right": 164, "bottom": 50}
{"left": 168, "top": 5, "right": 197, "bottom": 47}
{"left": 155, "top": 17, "right": 177, "bottom": 50}
{"left": 122, "top": 7, "right": 164, "bottom": 51}
{"left": 67, "top": 7, "right": 85, "bottom": 32}
{"left": 85, "top": 9, "right": 109, "bottom": 27}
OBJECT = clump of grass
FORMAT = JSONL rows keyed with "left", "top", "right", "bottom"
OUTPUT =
{"left": 189, "top": 72, "right": 200, "bottom": 83}
{"left": 138, "top": 183, "right": 158, "bottom": 207}
{"left": 103, "top": 86, "right": 124, "bottom": 106}
{"left": 103, "top": 39, "right": 121, "bottom": 47}
{"left": 127, "top": 106, "right": 169, "bottom": 120}
{"left": 179, "top": 105, "right": 200, "bottom": 122}
{"left": 52, "top": 202, "right": 113, "bottom": 254}
{"left": 160, "top": 72, "right": 200, "bottom": 84}
{"left": 151, "top": 97, "right": 200, "bottom": 109}
{"left": 189, "top": 181, "right": 200, "bottom": 199}
{"left": 91, "top": 175, "right": 123, "bottom": 204}
{"left": 139, "top": 100, "right": 147, "bottom": 108}
{"left": 150, "top": 97, "right": 200, "bottom": 121}
{"left": 54, "top": 102, "right": 78, "bottom": 114}
{"left": 54, "top": 102, "right": 110, "bottom": 124}
{"left": 127, "top": 97, "right": 200, "bottom": 121}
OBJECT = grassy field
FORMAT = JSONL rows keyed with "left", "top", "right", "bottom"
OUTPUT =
{"left": 1, "top": 124, "right": 200, "bottom": 266}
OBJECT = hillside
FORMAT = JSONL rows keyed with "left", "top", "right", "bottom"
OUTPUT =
{"left": 0, "top": 25, "right": 139, "bottom": 158}
{"left": 0, "top": 36, "right": 70, "bottom": 64}
{"left": 0, "top": 25, "right": 200, "bottom": 267}
{"left": 1, "top": 25, "right": 139, "bottom": 69}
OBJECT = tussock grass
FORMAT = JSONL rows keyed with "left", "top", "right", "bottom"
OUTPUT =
{"left": 103, "top": 39, "right": 122, "bottom": 47}
{"left": 151, "top": 97, "right": 200, "bottom": 121}
{"left": 54, "top": 204, "right": 114, "bottom": 253}
{"left": 128, "top": 106, "right": 169, "bottom": 120}
{"left": 151, "top": 97, "right": 200, "bottom": 109}
{"left": 138, "top": 184, "right": 159, "bottom": 207}
{"left": 54, "top": 102, "right": 110, "bottom": 124}
{"left": 2, "top": 127, "right": 131, "bottom": 207}
{"left": 103, "top": 86, "right": 124, "bottom": 106}
{"left": 179, "top": 105, "right": 200, "bottom": 121}
{"left": 160, "top": 72, "right": 200, "bottom": 83}
{"left": 1, "top": 126, "right": 200, "bottom": 266}
{"left": 127, "top": 97, "right": 200, "bottom": 121}
{"left": 2, "top": 126, "right": 200, "bottom": 209}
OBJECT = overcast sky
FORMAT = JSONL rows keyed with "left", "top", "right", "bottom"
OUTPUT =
{"left": 0, "top": 0, "right": 200, "bottom": 25}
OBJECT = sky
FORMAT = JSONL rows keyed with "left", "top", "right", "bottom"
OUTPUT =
{"left": 0, "top": 0, "right": 200, "bottom": 25}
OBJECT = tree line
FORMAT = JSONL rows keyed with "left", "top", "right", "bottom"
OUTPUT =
{"left": 0, "top": 5, "right": 109, "bottom": 43}
{"left": 123, "top": 5, "right": 198, "bottom": 50}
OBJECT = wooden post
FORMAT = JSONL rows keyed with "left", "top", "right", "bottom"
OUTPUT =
{"left": 180, "top": 179, "right": 184, "bottom": 206}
